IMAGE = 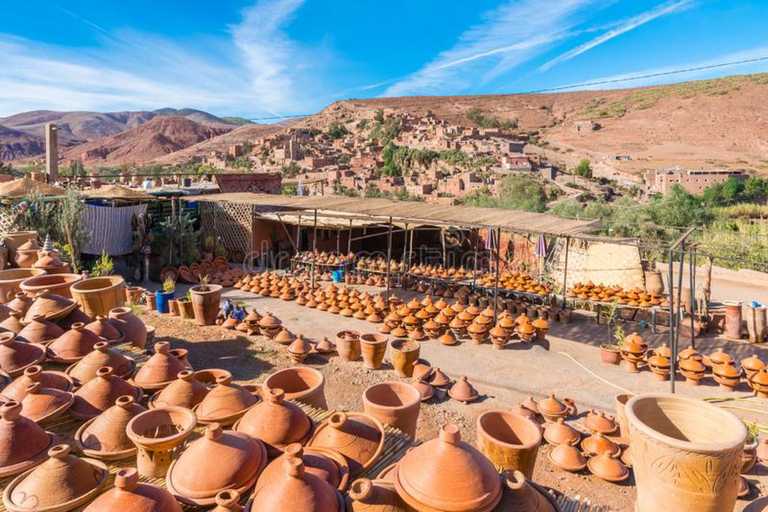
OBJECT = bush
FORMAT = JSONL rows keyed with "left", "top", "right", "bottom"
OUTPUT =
{"left": 574, "top": 159, "right": 592, "bottom": 178}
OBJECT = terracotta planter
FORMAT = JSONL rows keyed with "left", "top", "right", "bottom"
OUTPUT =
{"left": 644, "top": 270, "right": 664, "bottom": 295}
{"left": 3, "top": 232, "right": 37, "bottom": 268}
{"left": 362, "top": 382, "right": 421, "bottom": 440}
{"left": 108, "top": 306, "right": 148, "bottom": 349}
{"left": 177, "top": 298, "right": 194, "bottom": 320}
{"left": 390, "top": 340, "right": 420, "bottom": 378}
{"left": 126, "top": 406, "right": 198, "bottom": 478}
{"left": 263, "top": 367, "right": 327, "bottom": 409}
{"left": 626, "top": 393, "right": 746, "bottom": 512}
{"left": 558, "top": 309, "right": 572, "bottom": 324}
{"left": 0, "top": 268, "right": 46, "bottom": 303}
{"left": 145, "top": 292, "right": 156, "bottom": 311}
{"left": 360, "top": 333, "right": 388, "bottom": 370}
{"left": 189, "top": 284, "right": 223, "bottom": 326}
{"left": 336, "top": 330, "right": 362, "bottom": 362}
{"left": 476, "top": 410, "right": 542, "bottom": 479}
{"left": 600, "top": 344, "right": 621, "bottom": 365}
{"left": 723, "top": 301, "right": 742, "bottom": 339}
{"left": 71, "top": 276, "right": 126, "bottom": 319}
{"left": 168, "top": 299, "right": 179, "bottom": 316}
{"left": 614, "top": 393, "right": 633, "bottom": 442}
{"left": 124, "top": 286, "right": 144, "bottom": 304}
{"left": 20, "top": 273, "right": 83, "bottom": 299}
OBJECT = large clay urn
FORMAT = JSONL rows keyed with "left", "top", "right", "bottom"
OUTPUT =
{"left": 13, "top": 239, "right": 40, "bottom": 269}
{"left": 149, "top": 370, "right": 209, "bottom": 409}
{"left": 263, "top": 367, "right": 327, "bottom": 409}
{"left": 134, "top": 342, "right": 187, "bottom": 390}
{"left": 0, "top": 332, "right": 45, "bottom": 377}
{"left": 308, "top": 412, "right": 386, "bottom": 478}
{"left": 644, "top": 270, "right": 665, "bottom": 296}
{"left": 83, "top": 467, "right": 182, "bottom": 512}
{"left": 362, "top": 382, "right": 421, "bottom": 440}
{"left": 0, "top": 401, "right": 57, "bottom": 478}
{"left": 626, "top": 393, "right": 747, "bottom": 512}
{"left": 70, "top": 276, "right": 126, "bottom": 319}
{"left": 723, "top": 300, "right": 743, "bottom": 340}
{"left": 166, "top": 423, "right": 268, "bottom": 506}
{"left": 234, "top": 388, "right": 314, "bottom": 457}
{"left": 0, "top": 269, "right": 46, "bottom": 303}
{"left": 2, "top": 365, "right": 73, "bottom": 402}
{"left": 126, "top": 406, "right": 198, "bottom": 478}
{"left": 393, "top": 424, "right": 502, "bottom": 511}
{"left": 108, "top": 306, "right": 147, "bottom": 349}
{"left": 46, "top": 322, "right": 102, "bottom": 363}
{"left": 390, "top": 340, "right": 420, "bottom": 378}
{"left": 70, "top": 366, "right": 142, "bottom": 420}
{"left": 3, "top": 231, "right": 38, "bottom": 269}
{"left": 194, "top": 375, "right": 260, "bottom": 426}
{"left": 336, "top": 330, "right": 362, "bottom": 362}
{"left": 476, "top": 410, "right": 542, "bottom": 479}
{"left": 74, "top": 395, "right": 146, "bottom": 460}
{"left": 19, "top": 273, "right": 83, "bottom": 299}
{"left": 3, "top": 444, "right": 108, "bottom": 512}
{"left": 360, "top": 333, "right": 388, "bottom": 370}
{"left": 189, "top": 284, "right": 223, "bottom": 326}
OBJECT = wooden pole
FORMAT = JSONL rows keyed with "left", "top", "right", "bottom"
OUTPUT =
{"left": 561, "top": 237, "right": 570, "bottom": 309}
{"left": 493, "top": 228, "right": 502, "bottom": 320}
{"left": 296, "top": 215, "right": 302, "bottom": 252}
{"left": 385, "top": 216, "right": 393, "bottom": 301}
{"left": 310, "top": 209, "right": 318, "bottom": 290}
{"left": 668, "top": 250, "right": 676, "bottom": 394}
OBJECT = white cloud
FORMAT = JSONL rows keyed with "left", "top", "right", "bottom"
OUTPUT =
{"left": 382, "top": 0, "right": 600, "bottom": 97}
{"left": 538, "top": 0, "right": 694, "bottom": 72}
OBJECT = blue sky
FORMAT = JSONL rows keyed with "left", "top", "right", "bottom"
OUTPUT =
{"left": 1, "top": 0, "right": 767, "bottom": 119}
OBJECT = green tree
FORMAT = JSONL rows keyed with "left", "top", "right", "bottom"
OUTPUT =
{"left": 374, "top": 109, "right": 385, "bottom": 123}
{"left": 574, "top": 159, "right": 592, "bottom": 178}
{"left": 327, "top": 121, "right": 350, "bottom": 140}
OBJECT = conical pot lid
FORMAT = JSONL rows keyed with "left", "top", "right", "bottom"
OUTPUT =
{"left": 393, "top": 424, "right": 501, "bottom": 512}
{"left": 494, "top": 470, "right": 556, "bottom": 512}
{"left": 247, "top": 456, "right": 343, "bottom": 512}
{"left": 538, "top": 394, "right": 567, "bottom": 416}
{"left": 194, "top": 375, "right": 259, "bottom": 425}
{"left": 548, "top": 443, "right": 586, "bottom": 472}
{"left": 587, "top": 450, "right": 629, "bottom": 482}
{"left": 6, "top": 293, "right": 33, "bottom": 316}
{"left": 581, "top": 432, "right": 620, "bottom": 457}
{"left": 19, "top": 382, "right": 74, "bottom": 424}
{"left": 32, "top": 251, "right": 66, "bottom": 269}
{"left": 71, "top": 366, "right": 142, "bottom": 420}
{"left": 543, "top": 418, "right": 580, "bottom": 446}
{"left": 0, "top": 401, "right": 57, "bottom": 477}
{"left": 345, "top": 478, "right": 412, "bottom": 511}
{"left": 134, "top": 342, "right": 187, "bottom": 390}
{"left": 234, "top": 388, "right": 313, "bottom": 456}
{"left": 57, "top": 307, "right": 92, "bottom": 331}
{"left": 410, "top": 378, "right": 434, "bottom": 401}
{"left": 430, "top": 368, "right": 451, "bottom": 387}
{"left": 308, "top": 412, "right": 385, "bottom": 478}
{"left": 150, "top": 370, "right": 208, "bottom": 409}
{"left": 254, "top": 444, "right": 348, "bottom": 493}
{"left": 448, "top": 376, "right": 478, "bottom": 402}
{"left": 84, "top": 316, "right": 124, "bottom": 343}
{"left": 75, "top": 395, "right": 146, "bottom": 459}
{"left": 82, "top": 467, "right": 182, "bottom": 512}
{"left": 22, "top": 289, "right": 78, "bottom": 324}
{"left": 46, "top": 322, "right": 102, "bottom": 363}
{"left": 0, "top": 332, "right": 45, "bottom": 377}
{"left": 2, "top": 365, "right": 73, "bottom": 402}
{"left": 584, "top": 409, "right": 618, "bottom": 434}
{"left": 16, "top": 314, "right": 64, "bottom": 344}
{"left": 166, "top": 423, "right": 267, "bottom": 506}
{"left": 66, "top": 341, "right": 134, "bottom": 385}
{"left": 5, "top": 445, "right": 108, "bottom": 510}
{"left": 0, "top": 311, "right": 24, "bottom": 334}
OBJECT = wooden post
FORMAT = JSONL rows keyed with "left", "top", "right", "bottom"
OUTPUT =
{"left": 561, "top": 237, "right": 570, "bottom": 309}
{"left": 385, "top": 216, "right": 393, "bottom": 301}
{"left": 493, "top": 228, "right": 502, "bottom": 320}
{"left": 310, "top": 209, "right": 318, "bottom": 291}
{"left": 668, "top": 250, "right": 675, "bottom": 394}
{"left": 296, "top": 215, "right": 302, "bottom": 253}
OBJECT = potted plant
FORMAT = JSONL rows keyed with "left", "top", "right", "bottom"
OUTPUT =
{"left": 155, "top": 277, "right": 175, "bottom": 314}
{"left": 600, "top": 303, "right": 623, "bottom": 365}
{"left": 176, "top": 290, "right": 194, "bottom": 320}
{"left": 742, "top": 420, "right": 760, "bottom": 474}
{"left": 189, "top": 275, "right": 223, "bottom": 326}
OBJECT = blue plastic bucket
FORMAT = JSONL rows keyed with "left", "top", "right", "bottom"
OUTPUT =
{"left": 331, "top": 270, "right": 345, "bottom": 283}
{"left": 155, "top": 290, "right": 175, "bottom": 313}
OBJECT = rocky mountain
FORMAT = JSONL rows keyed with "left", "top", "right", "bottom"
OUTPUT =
{"left": 62, "top": 115, "right": 233, "bottom": 166}
{"left": 0, "top": 125, "right": 46, "bottom": 161}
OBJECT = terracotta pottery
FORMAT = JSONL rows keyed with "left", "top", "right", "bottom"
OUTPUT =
{"left": 32, "top": 251, "right": 70, "bottom": 275}
{"left": 194, "top": 368, "right": 232, "bottom": 386}
{"left": 430, "top": 367, "right": 452, "bottom": 387}
{"left": 149, "top": 370, "right": 209, "bottom": 409}
{"left": 17, "top": 314, "right": 64, "bottom": 344}
{"left": 211, "top": 490, "right": 243, "bottom": 512}
{"left": 0, "top": 401, "right": 57, "bottom": 478}
{"left": 584, "top": 409, "right": 618, "bottom": 435}
{"left": 83, "top": 315, "right": 123, "bottom": 344}
{"left": 360, "top": 333, "right": 388, "bottom": 370}
{"left": 626, "top": 393, "right": 747, "bottom": 512}
{"left": 336, "top": 330, "right": 362, "bottom": 362}
{"left": 543, "top": 418, "right": 581, "bottom": 446}
{"left": 493, "top": 470, "right": 557, "bottom": 512}
{"left": 0, "top": 311, "right": 24, "bottom": 334}
{"left": 0, "top": 269, "right": 46, "bottom": 303}
{"left": 581, "top": 432, "right": 620, "bottom": 457}
{"left": 126, "top": 406, "right": 198, "bottom": 478}
{"left": 46, "top": 322, "right": 102, "bottom": 363}
{"left": 757, "top": 438, "right": 768, "bottom": 463}
{"left": 18, "top": 382, "right": 74, "bottom": 424}
{"left": 74, "top": 395, "right": 146, "bottom": 460}
{"left": 70, "top": 276, "right": 126, "bottom": 319}
{"left": 56, "top": 307, "right": 92, "bottom": 331}
{"left": 0, "top": 332, "right": 45, "bottom": 377}
{"left": 2, "top": 365, "right": 73, "bottom": 402}
{"left": 257, "top": 312, "right": 282, "bottom": 338}
{"left": 3, "top": 232, "right": 38, "bottom": 270}
{"left": 70, "top": 366, "right": 142, "bottom": 420}
{"left": 6, "top": 292, "right": 34, "bottom": 316}
{"left": 547, "top": 440, "right": 587, "bottom": 472}
{"left": 108, "top": 306, "right": 147, "bottom": 349}
{"left": 362, "top": 382, "right": 421, "bottom": 440}
{"left": 308, "top": 412, "right": 385, "bottom": 478}
{"left": 145, "top": 292, "right": 157, "bottom": 311}
{"left": 345, "top": 478, "right": 412, "bottom": 511}
{"left": 2, "top": 445, "right": 108, "bottom": 512}
{"left": 538, "top": 394, "right": 568, "bottom": 423}
{"left": 13, "top": 240, "right": 40, "bottom": 269}
{"left": 194, "top": 375, "right": 260, "bottom": 426}
{"left": 510, "top": 402, "right": 536, "bottom": 421}
{"left": 476, "top": 410, "right": 542, "bottom": 479}
{"left": 166, "top": 423, "right": 267, "bottom": 506}
{"left": 390, "top": 340, "right": 420, "bottom": 378}
{"left": 134, "top": 342, "right": 187, "bottom": 390}
{"left": 82, "top": 467, "right": 182, "bottom": 512}
{"left": 22, "top": 289, "right": 77, "bottom": 324}
{"left": 19, "top": 273, "right": 83, "bottom": 299}
{"left": 255, "top": 443, "right": 350, "bottom": 493}
{"left": 263, "top": 367, "right": 327, "bottom": 409}
{"left": 587, "top": 450, "right": 630, "bottom": 482}
{"left": 393, "top": 423, "right": 502, "bottom": 511}
{"left": 448, "top": 375, "right": 478, "bottom": 403}
{"left": 234, "top": 388, "right": 314, "bottom": 457}
{"left": 287, "top": 335, "right": 311, "bottom": 364}
{"left": 245, "top": 456, "right": 344, "bottom": 512}
{"left": 189, "top": 284, "right": 223, "bottom": 326}
{"left": 274, "top": 328, "right": 297, "bottom": 346}
{"left": 410, "top": 378, "right": 434, "bottom": 402}
{"left": 315, "top": 337, "right": 336, "bottom": 354}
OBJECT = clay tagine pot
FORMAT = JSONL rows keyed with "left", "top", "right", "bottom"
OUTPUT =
{"left": 46, "top": 322, "right": 102, "bottom": 363}
{"left": 17, "top": 382, "right": 74, "bottom": 424}
{"left": 3, "top": 444, "right": 108, "bottom": 512}
{"left": 16, "top": 314, "right": 64, "bottom": 344}
{"left": 547, "top": 439, "right": 587, "bottom": 472}
{"left": 70, "top": 366, "right": 142, "bottom": 420}
{"left": 0, "top": 401, "right": 58, "bottom": 478}
{"left": 448, "top": 375, "right": 479, "bottom": 403}
{"left": 194, "top": 375, "right": 260, "bottom": 426}
{"left": 83, "top": 315, "right": 124, "bottom": 344}
{"left": 288, "top": 335, "right": 312, "bottom": 364}
{"left": 2, "top": 365, "right": 73, "bottom": 402}
{"left": 0, "top": 311, "right": 25, "bottom": 335}
{"left": 587, "top": 450, "right": 630, "bottom": 482}
{"left": 0, "top": 331, "right": 45, "bottom": 377}
{"left": 255, "top": 443, "right": 349, "bottom": 493}
{"left": 345, "top": 478, "right": 412, "bottom": 511}
{"left": 74, "top": 395, "right": 146, "bottom": 460}
{"left": 149, "top": 370, "right": 209, "bottom": 409}
{"left": 82, "top": 467, "right": 182, "bottom": 512}
{"left": 392, "top": 423, "right": 502, "bottom": 511}
{"left": 66, "top": 341, "right": 135, "bottom": 386}
{"left": 581, "top": 431, "right": 620, "bottom": 457}
{"left": 133, "top": 342, "right": 188, "bottom": 391}
{"left": 494, "top": 470, "right": 557, "bottom": 512}
{"left": 584, "top": 409, "right": 619, "bottom": 435}
{"left": 308, "top": 412, "right": 385, "bottom": 478}
{"left": 125, "top": 406, "right": 198, "bottom": 478}
{"left": 6, "top": 293, "right": 33, "bottom": 316}
{"left": 234, "top": 388, "right": 314, "bottom": 457}
{"left": 430, "top": 367, "right": 451, "bottom": 388}
{"left": 538, "top": 394, "right": 568, "bottom": 423}
{"left": 543, "top": 418, "right": 581, "bottom": 446}
{"left": 411, "top": 378, "right": 435, "bottom": 402}
{"left": 22, "top": 289, "right": 78, "bottom": 324}
{"left": 166, "top": 423, "right": 268, "bottom": 506}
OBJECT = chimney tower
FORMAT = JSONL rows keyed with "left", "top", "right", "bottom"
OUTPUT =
{"left": 45, "top": 123, "right": 59, "bottom": 183}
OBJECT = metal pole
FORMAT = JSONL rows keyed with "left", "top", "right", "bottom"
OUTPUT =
{"left": 689, "top": 248, "right": 695, "bottom": 348}
{"left": 675, "top": 243, "right": 685, "bottom": 351}
{"left": 472, "top": 229, "right": 478, "bottom": 291}
{"left": 668, "top": 250, "right": 676, "bottom": 394}
{"left": 385, "top": 216, "right": 393, "bottom": 301}
{"left": 336, "top": 227, "right": 340, "bottom": 254}
{"left": 296, "top": 215, "right": 301, "bottom": 252}
{"left": 409, "top": 228, "right": 415, "bottom": 265}
{"left": 493, "top": 228, "right": 501, "bottom": 320}
{"left": 562, "top": 237, "right": 570, "bottom": 309}
{"left": 212, "top": 205, "right": 218, "bottom": 262}
{"left": 347, "top": 219, "right": 353, "bottom": 256}
{"left": 310, "top": 209, "right": 318, "bottom": 290}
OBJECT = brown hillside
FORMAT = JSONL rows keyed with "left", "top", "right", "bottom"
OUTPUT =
{"left": 0, "top": 125, "right": 46, "bottom": 161}
{"left": 63, "top": 116, "right": 232, "bottom": 167}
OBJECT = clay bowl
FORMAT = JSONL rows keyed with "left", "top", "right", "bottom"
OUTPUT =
{"left": 19, "top": 273, "right": 84, "bottom": 299}
{"left": 262, "top": 367, "right": 327, "bottom": 410}
{"left": 0, "top": 269, "right": 46, "bottom": 303}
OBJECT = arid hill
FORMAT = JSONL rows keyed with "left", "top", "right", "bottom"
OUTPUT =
{"left": 62, "top": 116, "right": 233, "bottom": 166}
{"left": 0, "top": 125, "right": 46, "bottom": 161}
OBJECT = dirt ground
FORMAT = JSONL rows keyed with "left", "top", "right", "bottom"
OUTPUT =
{"left": 138, "top": 282, "right": 768, "bottom": 511}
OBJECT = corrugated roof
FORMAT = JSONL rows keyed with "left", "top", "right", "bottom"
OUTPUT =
{"left": 184, "top": 192, "right": 600, "bottom": 237}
